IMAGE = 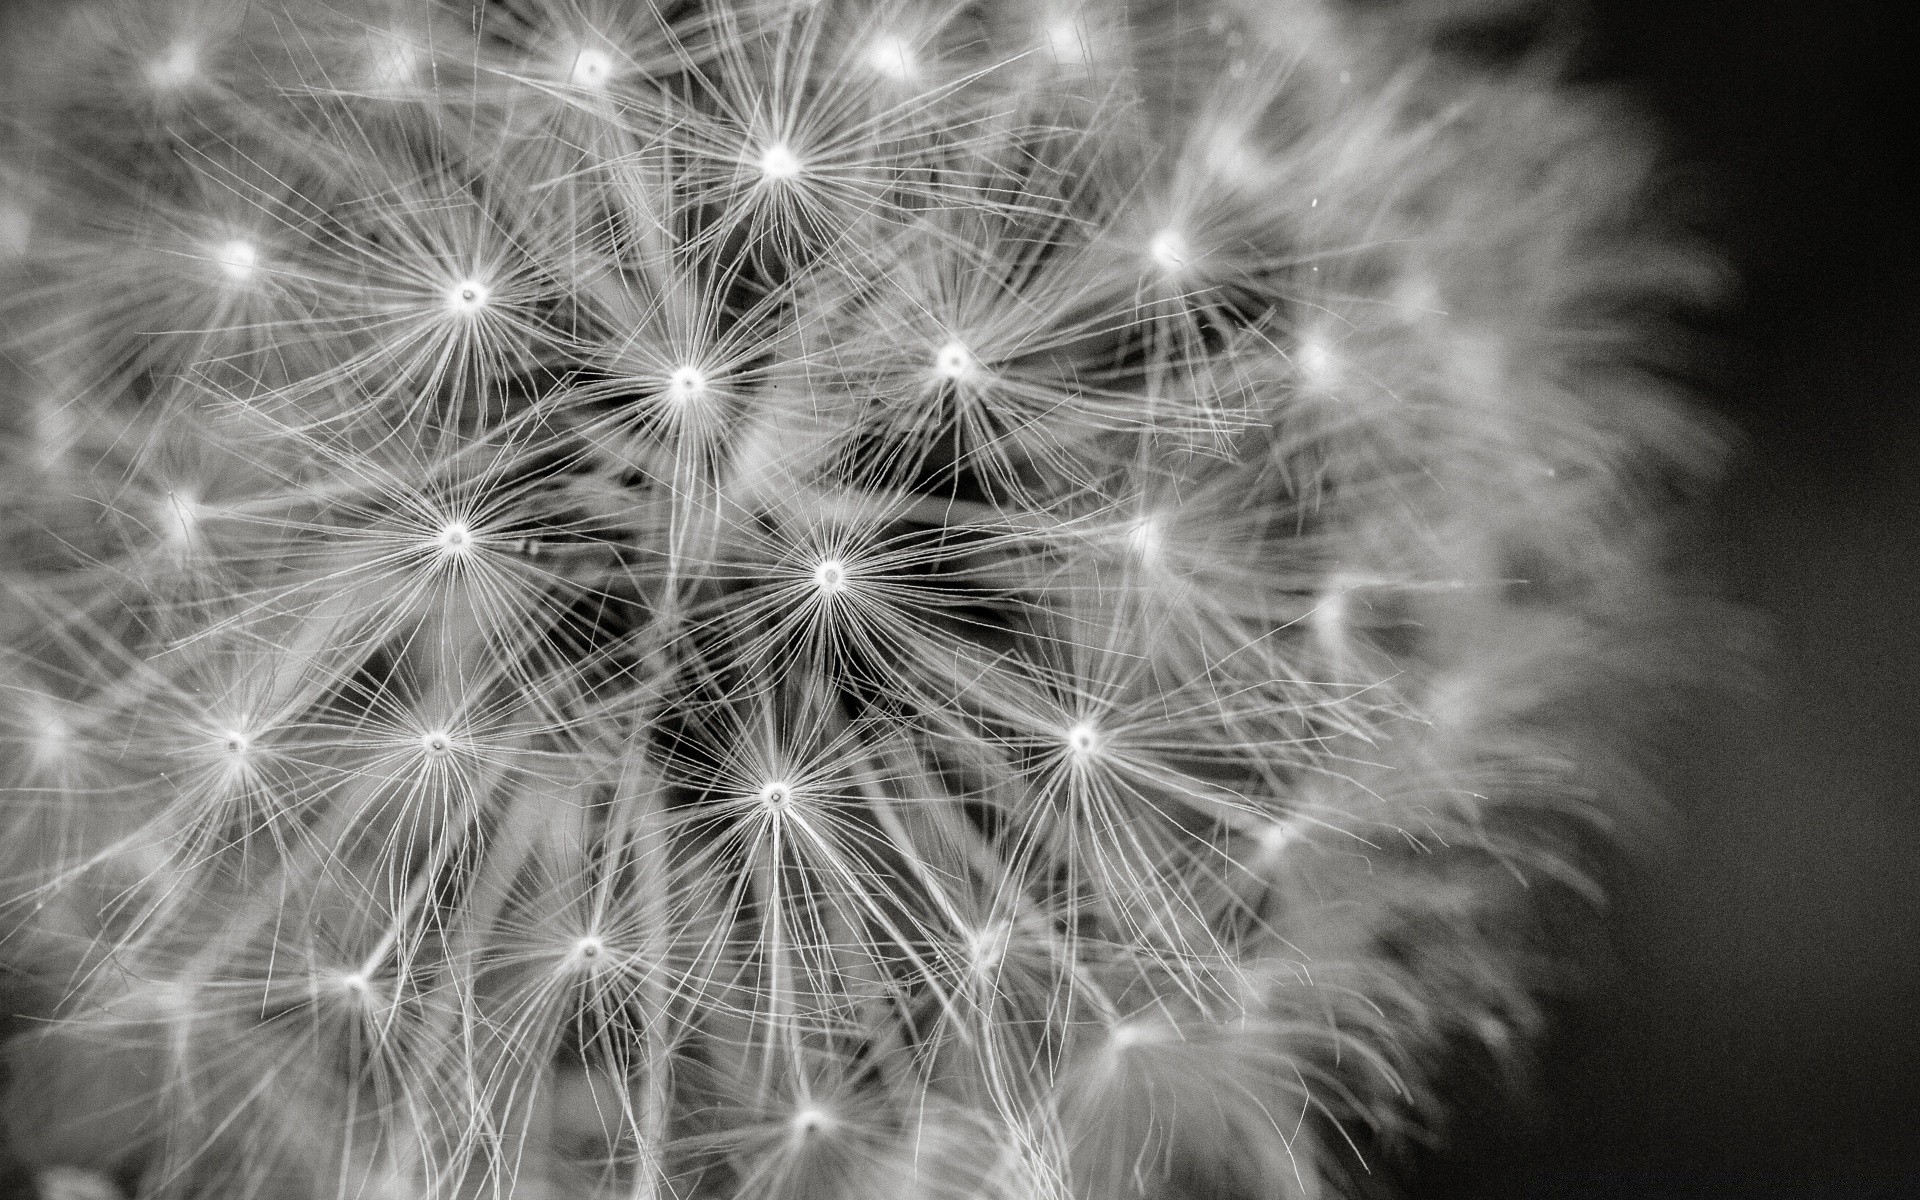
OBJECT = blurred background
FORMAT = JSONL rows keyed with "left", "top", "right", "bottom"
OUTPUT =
{"left": 1422, "top": 1, "right": 1920, "bottom": 1196}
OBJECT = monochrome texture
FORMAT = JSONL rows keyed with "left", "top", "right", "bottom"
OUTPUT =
{"left": 0, "top": 1, "right": 1716, "bottom": 1197}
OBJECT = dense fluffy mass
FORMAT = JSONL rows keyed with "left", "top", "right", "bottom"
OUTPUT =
{"left": 0, "top": 1, "right": 1714, "bottom": 1197}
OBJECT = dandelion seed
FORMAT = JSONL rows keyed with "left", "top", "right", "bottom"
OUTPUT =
{"left": 338, "top": 972, "right": 372, "bottom": 999}
{"left": 1064, "top": 722, "right": 1102, "bottom": 760}
{"left": 1107, "top": 1020, "right": 1165, "bottom": 1052}
{"left": 1042, "top": 18, "right": 1091, "bottom": 68}
{"left": 218, "top": 729, "right": 251, "bottom": 757}
{"left": 666, "top": 365, "right": 708, "bottom": 402}
{"left": 366, "top": 38, "right": 418, "bottom": 92}
{"left": 567, "top": 47, "right": 614, "bottom": 88}
{"left": 147, "top": 41, "right": 199, "bottom": 90}
{"left": 758, "top": 780, "right": 795, "bottom": 811}
{"left": 1298, "top": 333, "right": 1339, "bottom": 389}
{"left": 757, "top": 142, "right": 803, "bottom": 182}
{"left": 813, "top": 559, "right": 849, "bottom": 596}
{"left": 0, "top": 203, "right": 30, "bottom": 256}
{"left": 434, "top": 521, "right": 474, "bottom": 554}
{"left": 932, "top": 339, "right": 976, "bottom": 382}
{"left": 867, "top": 34, "right": 917, "bottom": 82}
{"left": 420, "top": 731, "right": 454, "bottom": 757}
{"left": 570, "top": 935, "right": 606, "bottom": 966}
{"left": 790, "top": 1105, "right": 837, "bottom": 1137}
{"left": 1126, "top": 516, "right": 1164, "bottom": 563}
{"left": 157, "top": 490, "right": 206, "bottom": 550}
{"left": 213, "top": 239, "right": 258, "bottom": 282}
{"left": 1147, "top": 228, "right": 1192, "bottom": 273}
{"left": 446, "top": 279, "right": 491, "bottom": 314}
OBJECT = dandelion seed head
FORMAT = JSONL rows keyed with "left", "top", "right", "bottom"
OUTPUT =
{"left": 932, "top": 340, "right": 976, "bottom": 382}
{"left": 213, "top": 239, "right": 257, "bottom": 282}
{"left": 570, "top": 935, "right": 606, "bottom": 966}
{"left": 567, "top": 47, "right": 614, "bottom": 89}
{"left": 447, "top": 279, "right": 491, "bottom": 314}
{"left": 758, "top": 780, "right": 795, "bottom": 810}
{"left": 420, "top": 731, "right": 453, "bottom": 757}
{"left": 867, "top": 34, "right": 917, "bottom": 81}
{"left": 757, "top": 142, "right": 803, "bottom": 181}
{"left": 1064, "top": 722, "right": 1101, "bottom": 760}
{"left": 1147, "top": 228, "right": 1191, "bottom": 273}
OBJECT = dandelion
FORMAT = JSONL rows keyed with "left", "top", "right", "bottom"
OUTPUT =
{"left": 1, "top": 1, "right": 1720, "bottom": 1198}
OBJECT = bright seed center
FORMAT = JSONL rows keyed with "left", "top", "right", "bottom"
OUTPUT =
{"left": 758, "top": 142, "right": 802, "bottom": 181}
{"left": 148, "top": 41, "right": 199, "bottom": 89}
{"left": 759, "top": 781, "right": 794, "bottom": 809}
{"left": 933, "top": 340, "right": 975, "bottom": 381}
{"left": 421, "top": 732, "right": 452, "bottom": 756}
{"left": 448, "top": 280, "right": 490, "bottom": 313}
{"left": 813, "top": 559, "right": 848, "bottom": 594}
{"left": 1148, "top": 229, "right": 1190, "bottom": 272}
{"left": 436, "top": 522, "right": 473, "bottom": 553}
{"left": 1065, "top": 722, "right": 1100, "bottom": 757}
{"left": 1043, "top": 18, "right": 1090, "bottom": 67}
{"left": 214, "top": 239, "right": 257, "bottom": 281}
{"left": 667, "top": 365, "right": 707, "bottom": 401}
{"left": 867, "top": 34, "right": 916, "bottom": 81}
{"left": 568, "top": 48, "right": 613, "bottom": 88}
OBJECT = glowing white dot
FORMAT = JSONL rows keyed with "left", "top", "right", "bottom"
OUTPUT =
{"left": 213, "top": 239, "right": 257, "bottom": 281}
{"left": 867, "top": 34, "right": 917, "bottom": 81}
{"left": 340, "top": 972, "right": 371, "bottom": 996}
{"left": 367, "top": 39, "right": 418, "bottom": 91}
{"left": 757, "top": 142, "right": 802, "bottom": 181}
{"left": 421, "top": 731, "right": 453, "bottom": 756}
{"left": 1064, "top": 722, "right": 1100, "bottom": 758}
{"left": 220, "top": 730, "right": 251, "bottom": 756}
{"left": 1147, "top": 229, "right": 1191, "bottom": 273}
{"left": 28, "top": 709, "right": 72, "bottom": 767}
{"left": 758, "top": 780, "right": 795, "bottom": 809}
{"left": 932, "top": 340, "right": 976, "bottom": 382}
{"left": 435, "top": 522, "right": 474, "bottom": 554}
{"left": 666, "top": 365, "right": 707, "bottom": 402}
{"left": 148, "top": 41, "right": 199, "bottom": 89}
{"left": 1108, "top": 1020, "right": 1163, "bottom": 1050}
{"left": 1255, "top": 819, "right": 1295, "bottom": 861}
{"left": 964, "top": 922, "right": 1010, "bottom": 976}
{"left": 568, "top": 47, "right": 614, "bottom": 88}
{"left": 813, "top": 559, "right": 849, "bottom": 595}
{"left": 447, "top": 279, "right": 490, "bottom": 313}
{"left": 1125, "top": 516, "right": 1162, "bottom": 562}
{"left": 791, "top": 1105, "right": 836, "bottom": 1136}
{"left": 572, "top": 935, "right": 605, "bottom": 963}
{"left": 1042, "top": 18, "right": 1090, "bottom": 67}
{"left": 1298, "top": 335, "right": 1338, "bottom": 388}
{"left": 158, "top": 490, "right": 205, "bottom": 547}
{"left": 0, "top": 204, "right": 30, "bottom": 257}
